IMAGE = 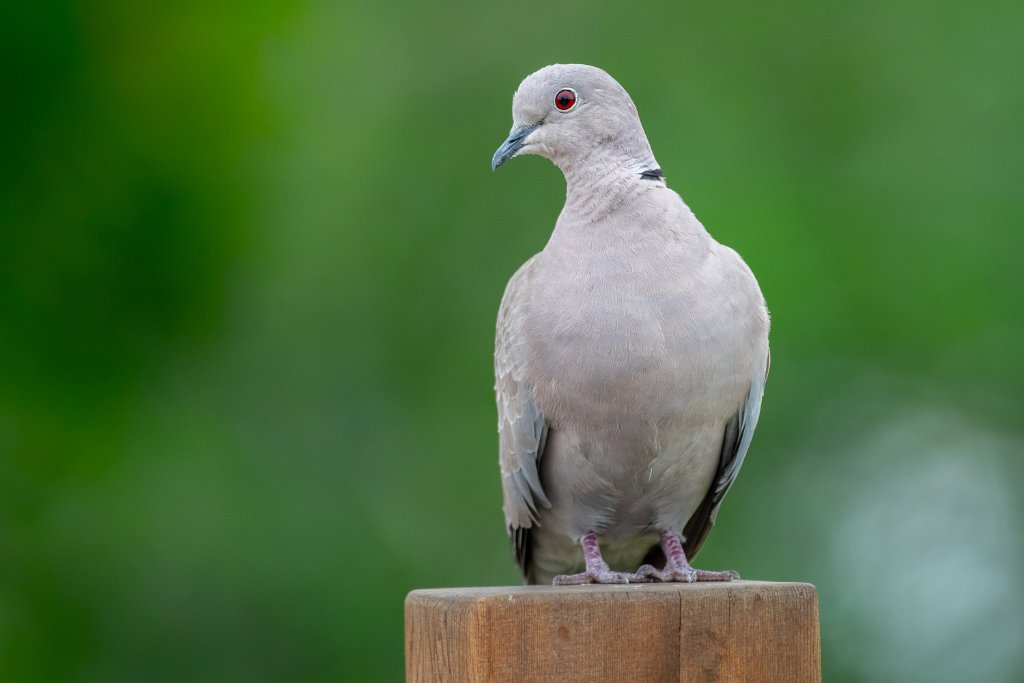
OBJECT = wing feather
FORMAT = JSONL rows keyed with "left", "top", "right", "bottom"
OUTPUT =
{"left": 682, "top": 350, "right": 770, "bottom": 559}
{"left": 495, "top": 257, "right": 550, "bottom": 579}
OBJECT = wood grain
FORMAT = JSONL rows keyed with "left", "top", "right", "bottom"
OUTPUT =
{"left": 405, "top": 581, "right": 820, "bottom": 683}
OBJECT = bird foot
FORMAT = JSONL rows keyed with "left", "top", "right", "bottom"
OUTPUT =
{"left": 635, "top": 563, "right": 740, "bottom": 583}
{"left": 553, "top": 561, "right": 653, "bottom": 585}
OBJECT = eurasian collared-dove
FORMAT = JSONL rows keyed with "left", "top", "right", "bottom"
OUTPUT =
{"left": 491, "top": 64, "right": 770, "bottom": 585}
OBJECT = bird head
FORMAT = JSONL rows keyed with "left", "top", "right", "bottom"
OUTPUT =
{"left": 491, "top": 64, "right": 657, "bottom": 176}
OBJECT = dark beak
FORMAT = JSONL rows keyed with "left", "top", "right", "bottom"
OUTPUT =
{"left": 491, "top": 124, "right": 539, "bottom": 171}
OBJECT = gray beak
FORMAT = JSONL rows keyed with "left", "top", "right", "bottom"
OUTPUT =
{"left": 491, "top": 124, "right": 539, "bottom": 171}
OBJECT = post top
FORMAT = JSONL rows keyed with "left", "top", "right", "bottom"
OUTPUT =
{"left": 407, "top": 579, "right": 817, "bottom": 603}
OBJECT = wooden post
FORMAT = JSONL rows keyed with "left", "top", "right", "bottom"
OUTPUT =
{"left": 405, "top": 581, "right": 820, "bottom": 683}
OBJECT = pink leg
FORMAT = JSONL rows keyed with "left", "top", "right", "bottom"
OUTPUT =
{"left": 636, "top": 531, "right": 740, "bottom": 583}
{"left": 552, "top": 532, "right": 653, "bottom": 585}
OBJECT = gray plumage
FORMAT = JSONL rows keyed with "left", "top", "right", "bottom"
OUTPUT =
{"left": 493, "top": 64, "right": 770, "bottom": 585}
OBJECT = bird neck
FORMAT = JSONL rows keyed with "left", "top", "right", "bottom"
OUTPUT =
{"left": 561, "top": 152, "right": 663, "bottom": 220}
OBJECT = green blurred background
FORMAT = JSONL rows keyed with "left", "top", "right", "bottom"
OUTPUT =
{"left": 3, "top": 0, "right": 1023, "bottom": 681}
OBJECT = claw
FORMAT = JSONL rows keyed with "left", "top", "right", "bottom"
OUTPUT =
{"left": 551, "top": 530, "right": 739, "bottom": 586}
{"left": 553, "top": 561, "right": 645, "bottom": 585}
{"left": 645, "top": 531, "right": 740, "bottom": 583}
{"left": 552, "top": 532, "right": 655, "bottom": 586}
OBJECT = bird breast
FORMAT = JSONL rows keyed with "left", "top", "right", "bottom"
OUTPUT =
{"left": 524, "top": 229, "right": 766, "bottom": 437}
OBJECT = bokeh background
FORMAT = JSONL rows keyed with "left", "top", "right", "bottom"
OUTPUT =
{"left": 3, "top": 0, "right": 1023, "bottom": 681}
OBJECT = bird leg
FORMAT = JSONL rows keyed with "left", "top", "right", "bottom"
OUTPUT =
{"left": 635, "top": 530, "right": 740, "bottom": 583}
{"left": 552, "top": 532, "right": 653, "bottom": 585}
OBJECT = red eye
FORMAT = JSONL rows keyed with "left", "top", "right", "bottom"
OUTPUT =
{"left": 554, "top": 88, "right": 577, "bottom": 111}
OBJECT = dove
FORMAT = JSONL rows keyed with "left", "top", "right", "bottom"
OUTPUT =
{"left": 491, "top": 64, "right": 770, "bottom": 585}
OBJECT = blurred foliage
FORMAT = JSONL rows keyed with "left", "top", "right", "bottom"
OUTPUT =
{"left": 1, "top": 0, "right": 1023, "bottom": 681}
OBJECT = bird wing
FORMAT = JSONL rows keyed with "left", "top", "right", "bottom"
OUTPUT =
{"left": 682, "top": 349, "right": 770, "bottom": 559}
{"left": 495, "top": 256, "right": 551, "bottom": 579}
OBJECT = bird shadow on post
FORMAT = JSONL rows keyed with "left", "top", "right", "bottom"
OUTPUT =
{"left": 405, "top": 581, "right": 821, "bottom": 683}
